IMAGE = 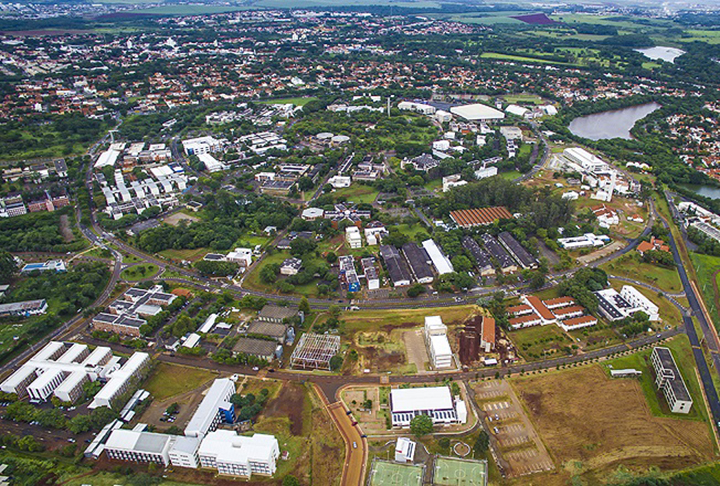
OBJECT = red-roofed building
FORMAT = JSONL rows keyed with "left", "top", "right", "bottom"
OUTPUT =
{"left": 637, "top": 236, "right": 670, "bottom": 256}
{"left": 542, "top": 296, "right": 575, "bottom": 310}
{"left": 509, "top": 313, "right": 542, "bottom": 330}
{"left": 506, "top": 304, "right": 533, "bottom": 316}
{"left": 481, "top": 316, "right": 495, "bottom": 351}
{"left": 522, "top": 295, "right": 556, "bottom": 324}
{"left": 558, "top": 315, "right": 598, "bottom": 331}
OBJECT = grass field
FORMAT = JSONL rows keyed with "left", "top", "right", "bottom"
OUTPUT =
{"left": 138, "top": 5, "right": 250, "bottom": 14}
{"left": 159, "top": 247, "right": 208, "bottom": 262}
{"left": 433, "top": 457, "right": 487, "bottom": 486}
{"left": 608, "top": 279, "right": 682, "bottom": 327}
{"left": 512, "top": 349, "right": 715, "bottom": 485}
{"left": 481, "top": 52, "right": 573, "bottom": 66}
{"left": 143, "top": 363, "right": 218, "bottom": 401}
{"left": 341, "top": 305, "right": 479, "bottom": 333}
{"left": 393, "top": 223, "right": 430, "bottom": 240}
{"left": 499, "top": 170, "right": 522, "bottom": 181}
{"left": 120, "top": 263, "right": 159, "bottom": 281}
{"left": 370, "top": 461, "right": 424, "bottom": 486}
{"left": 332, "top": 184, "right": 380, "bottom": 204}
{"left": 690, "top": 252, "right": 720, "bottom": 330}
{"left": 63, "top": 472, "right": 193, "bottom": 486}
{"left": 508, "top": 324, "right": 573, "bottom": 361}
{"left": 257, "top": 96, "right": 318, "bottom": 106}
{"left": 503, "top": 94, "right": 545, "bottom": 105}
{"left": 600, "top": 252, "right": 683, "bottom": 294}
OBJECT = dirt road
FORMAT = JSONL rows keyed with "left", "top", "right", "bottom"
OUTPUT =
{"left": 327, "top": 401, "right": 368, "bottom": 486}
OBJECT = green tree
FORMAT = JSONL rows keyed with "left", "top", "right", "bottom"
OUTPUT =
{"left": 0, "top": 251, "right": 16, "bottom": 283}
{"left": 298, "top": 297, "right": 311, "bottom": 314}
{"left": 409, "top": 414, "right": 433, "bottom": 438}
{"left": 283, "top": 475, "right": 300, "bottom": 486}
{"left": 329, "top": 354, "right": 344, "bottom": 371}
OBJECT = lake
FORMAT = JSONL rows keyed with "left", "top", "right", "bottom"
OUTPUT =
{"left": 635, "top": 46, "right": 686, "bottom": 64}
{"left": 679, "top": 184, "right": 720, "bottom": 200}
{"left": 568, "top": 102, "right": 661, "bottom": 141}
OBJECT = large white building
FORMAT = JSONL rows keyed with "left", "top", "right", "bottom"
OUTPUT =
{"left": 0, "top": 341, "right": 147, "bottom": 407}
{"left": 620, "top": 285, "right": 659, "bottom": 321}
{"left": 198, "top": 431, "right": 280, "bottom": 478}
{"left": 390, "top": 386, "right": 467, "bottom": 427}
{"left": 422, "top": 239, "right": 454, "bottom": 275}
{"left": 182, "top": 136, "right": 223, "bottom": 156}
{"left": 169, "top": 436, "right": 202, "bottom": 469}
{"left": 184, "top": 378, "right": 236, "bottom": 438}
{"left": 104, "top": 428, "right": 176, "bottom": 466}
{"left": 595, "top": 285, "right": 659, "bottom": 322}
{"left": 651, "top": 347, "right": 693, "bottom": 414}
{"left": 450, "top": 103, "right": 505, "bottom": 121}
{"left": 424, "top": 316, "right": 453, "bottom": 369}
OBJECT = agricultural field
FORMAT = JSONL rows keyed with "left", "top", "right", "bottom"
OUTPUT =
{"left": 511, "top": 346, "right": 715, "bottom": 485}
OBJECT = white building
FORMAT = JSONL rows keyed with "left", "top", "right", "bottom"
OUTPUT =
{"left": 390, "top": 386, "right": 467, "bottom": 427}
{"left": 90, "top": 352, "right": 150, "bottom": 409}
{"left": 398, "top": 101, "right": 436, "bottom": 115}
{"left": 434, "top": 110, "right": 452, "bottom": 123}
{"left": 422, "top": 240, "right": 453, "bottom": 275}
{"left": 620, "top": 285, "right": 660, "bottom": 321}
{"left": 197, "top": 153, "right": 225, "bottom": 172}
{"left": 226, "top": 248, "right": 253, "bottom": 268}
{"left": 182, "top": 136, "right": 222, "bottom": 156}
{"left": 328, "top": 175, "right": 352, "bottom": 188}
{"left": 346, "top": 226, "right": 363, "bottom": 249}
{"left": 184, "top": 378, "right": 236, "bottom": 438}
{"left": 424, "top": 316, "right": 453, "bottom": 369}
{"left": 651, "top": 347, "right": 693, "bottom": 414}
{"left": 198, "top": 431, "right": 279, "bottom": 478}
{"left": 395, "top": 437, "right": 416, "bottom": 463}
{"left": 475, "top": 166, "right": 498, "bottom": 180}
{"left": 450, "top": 103, "right": 505, "bottom": 121}
{"left": 104, "top": 429, "right": 175, "bottom": 466}
{"left": 169, "top": 436, "right": 202, "bottom": 469}
{"left": 442, "top": 174, "right": 467, "bottom": 193}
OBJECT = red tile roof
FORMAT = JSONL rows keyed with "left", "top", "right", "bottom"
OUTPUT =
{"left": 450, "top": 207, "right": 513, "bottom": 228}
{"left": 525, "top": 295, "right": 556, "bottom": 321}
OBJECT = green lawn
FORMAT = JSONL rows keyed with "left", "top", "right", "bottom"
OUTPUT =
{"left": 243, "top": 251, "right": 328, "bottom": 298}
{"left": 481, "top": 52, "right": 573, "bottom": 66}
{"left": 509, "top": 325, "right": 573, "bottom": 361}
{"left": 600, "top": 253, "right": 683, "bottom": 294}
{"left": 159, "top": 247, "right": 208, "bottom": 262}
{"left": 333, "top": 184, "right": 380, "bottom": 204}
{"left": 568, "top": 325, "right": 622, "bottom": 351}
{"left": 63, "top": 473, "right": 194, "bottom": 486}
{"left": 503, "top": 94, "right": 545, "bottom": 105}
{"left": 143, "top": 363, "right": 218, "bottom": 401}
{"left": 393, "top": 223, "right": 430, "bottom": 240}
{"left": 257, "top": 96, "right": 318, "bottom": 106}
{"left": 604, "top": 334, "right": 707, "bottom": 422}
{"left": 499, "top": 170, "right": 522, "bottom": 181}
{"left": 120, "top": 264, "right": 159, "bottom": 282}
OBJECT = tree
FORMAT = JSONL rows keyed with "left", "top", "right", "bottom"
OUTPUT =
{"left": 329, "top": 354, "right": 344, "bottom": 371}
{"left": 473, "top": 431, "right": 490, "bottom": 457}
{"left": 326, "top": 251, "right": 338, "bottom": 264}
{"left": 0, "top": 251, "right": 16, "bottom": 283}
{"left": 409, "top": 414, "right": 433, "bottom": 437}
{"left": 407, "top": 284, "right": 426, "bottom": 298}
{"left": 298, "top": 297, "right": 310, "bottom": 314}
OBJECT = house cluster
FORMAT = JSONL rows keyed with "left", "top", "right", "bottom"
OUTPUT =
{"left": 637, "top": 236, "right": 670, "bottom": 256}
{"left": 507, "top": 295, "right": 598, "bottom": 332}
{"left": 98, "top": 377, "right": 280, "bottom": 479}
{"left": 0, "top": 341, "right": 149, "bottom": 409}
{"left": 92, "top": 286, "right": 177, "bottom": 337}
{"left": 558, "top": 147, "right": 640, "bottom": 202}
{"left": 595, "top": 285, "right": 660, "bottom": 322}
{"left": 0, "top": 191, "right": 69, "bottom": 218}
{"left": 459, "top": 231, "right": 537, "bottom": 277}
{"left": 328, "top": 154, "right": 387, "bottom": 187}
{"left": 232, "top": 305, "right": 300, "bottom": 361}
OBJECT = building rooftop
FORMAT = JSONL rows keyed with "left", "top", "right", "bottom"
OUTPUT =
{"left": 390, "top": 386, "right": 454, "bottom": 413}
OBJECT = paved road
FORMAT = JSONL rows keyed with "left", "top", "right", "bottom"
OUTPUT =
{"left": 327, "top": 401, "right": 367, "bottom": 486}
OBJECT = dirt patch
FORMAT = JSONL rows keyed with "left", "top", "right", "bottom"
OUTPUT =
{"left": 58, "top": 214, "right": 74, "bottom": 242}
{"left": 263, "top": 382, "right": 305, "bottom": 436}
{"left": 513, "top": 365, "right": 714, "bottom": 479}
{"left": 163, "top": 212, "right": 200, "bottom": 226}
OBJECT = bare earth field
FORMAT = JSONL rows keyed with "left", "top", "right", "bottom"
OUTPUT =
{"left": 163, "top": 211, "right": 200, "bottom": 226}
{"left": 510, "top": 365, "right": 715, "bottom": 485}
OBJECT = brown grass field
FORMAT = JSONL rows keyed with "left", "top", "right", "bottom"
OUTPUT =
{"left": 510, "top": 365, "right": 715, "bottom": 485}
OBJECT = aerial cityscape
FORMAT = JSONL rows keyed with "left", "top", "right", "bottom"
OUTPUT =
{"left": 1, "top": 0, "right": 720, "bottom": 484}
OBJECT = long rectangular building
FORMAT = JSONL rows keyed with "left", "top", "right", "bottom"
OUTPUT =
{"left": 651, "top": 347, "right": 693, "bottom": 414}
{"left": 184, "top": 378, "right": 235, "bottom": 438}
{"left": 422, "top": 240, "right": 454, "bottom": 275}
{"left": 380, "top": 245, "right": 412, "bottom": 287}
{"left": 480, "top": 234, "right": 517, "bottom": 273}
{"left": 462, "top": 236, "right": 494, "bottom": 276}
{"left": 402, "top": 243, "right": 434, "bottom": 284}
{"left": 390, "top": 386, "right": 467, "bottom": 427}
{"left": 498, "top": 232, "right": 537, "bottom": 269}
{"left": 450, "top": 207, "right": 513, "bottom": 228}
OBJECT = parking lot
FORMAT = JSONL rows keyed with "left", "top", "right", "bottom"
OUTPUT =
{"left": 472, "top": 380, "right": 554, "bottom": 478}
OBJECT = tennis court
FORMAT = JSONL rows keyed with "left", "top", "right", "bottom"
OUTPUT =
{"left": 370, "top": 461, "right": 424, "bottom": 486}
{"left": 433, "top": 457, "right": 487, "bottom": 486}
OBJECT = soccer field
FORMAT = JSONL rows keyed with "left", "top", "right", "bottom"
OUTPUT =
{"left": 370, "top": 461, "right": 424, "bottom": 486}
{"left": 433, "top": 457, "right": 487, "bottom": 486}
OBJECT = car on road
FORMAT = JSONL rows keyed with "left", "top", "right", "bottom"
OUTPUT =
{"left": 351, "top": 421, "right": 358, "bottom": 426}
{"left": 252, "top": 366, "right": 259, "bottom": 371}
{"left": 352, "top": 442, "right": 357, "bottom": 449}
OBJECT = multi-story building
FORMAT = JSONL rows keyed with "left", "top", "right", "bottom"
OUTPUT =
{"left": 104, "top": 429, "right": 175, "bottom": 466}
{"left": 198, "top": 431, "right": 280, "bottom": 478}
{"left": 651, "top": 347, "right": 693, "bottom": 414}
{"left": 184, "top": 378, "right": 236, "bottom": 438}
{"left": 92, "top": 286, "right": 177, "bottom": 337}
{"left": 424, "top": 316, "right": 453, "bottom": 369}
{"left": 390, "top": 386, "right": 467, "bottom": 427}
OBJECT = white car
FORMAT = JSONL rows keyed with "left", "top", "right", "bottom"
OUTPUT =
{"left": 252, "top": 366, "right": 259, "bottom": 371}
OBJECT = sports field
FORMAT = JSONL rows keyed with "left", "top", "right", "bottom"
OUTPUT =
{"left": 433, "top": 457, "right": 488, "bottom": 486}
{"left": 370, "top": 461, "right": 424, "bottom": 486}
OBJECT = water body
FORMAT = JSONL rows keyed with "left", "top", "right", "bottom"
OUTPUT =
{"left": 679, "top": 184, "right": 720, "bottom": 200}
{"left": 568, "top": 102, "right": 661, "bottom": 141}
{"left": 635, "top": 46, "right": 686, "bottom": 64}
